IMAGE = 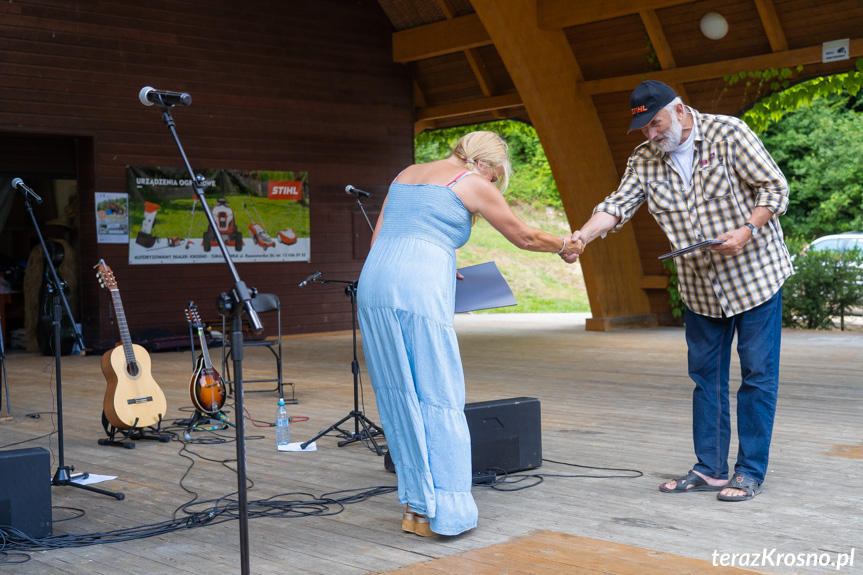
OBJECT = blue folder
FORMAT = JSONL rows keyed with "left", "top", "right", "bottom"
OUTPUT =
{"left": 454, "top": 261, "right": 517, "bottom": 313}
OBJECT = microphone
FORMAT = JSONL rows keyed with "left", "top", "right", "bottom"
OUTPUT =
{"left": 139, "top": 86, "right": 192, "bottom": 107}
{"left": 298, "top": 271, "right": 322, "bottom": 288}
{"left": 345, "top": 185, "right": 370, "bottom": 198}
{"left": 11, "top": 178, "right": 42, "bottom": 204}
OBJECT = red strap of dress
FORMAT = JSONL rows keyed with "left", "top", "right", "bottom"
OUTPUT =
{"left": 446, "top": 171, "right": 472, "bottom": 187}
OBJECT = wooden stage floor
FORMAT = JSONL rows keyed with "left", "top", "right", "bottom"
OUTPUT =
{"left": 1, "top": 314, "right": 861, "bottom": 574}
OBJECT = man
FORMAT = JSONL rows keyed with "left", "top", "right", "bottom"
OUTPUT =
{"left": 567, "top": 80, "right": 793, "bottom": 501}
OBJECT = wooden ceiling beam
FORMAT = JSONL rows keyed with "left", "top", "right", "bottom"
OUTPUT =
{"left": 438, "top": 0, "right": 495, "bottom": 97}
{"left": 410, "top": 0, "right": 502, "bottom": 131}
{"left": 415, "top": 93, "right": 522, "bottom": 121}
{"left": 414, "top": 119, "right": 437, "bottom": 136}
{"left": 582, "top": 37, "right": 863, "bottom": 95}
{"left": 754, "top": 0, "right": 789, "bottom": 52}
{"left": 537, "top": 0, "right": 695, "bottom": 30}
{"left": 640, "top": 9, "right": 676, "bottom": 69}
{"left": 639, "top": 9, "right": 689, "bottom": 102}
{"left": 413, "top": 81, "right": 427, "bottom": 109}
{"left": 393, "top": 13, "right": 491, "bottom": 63}
{"left": 465, "top": 49, "right": 496, "bottom": 97}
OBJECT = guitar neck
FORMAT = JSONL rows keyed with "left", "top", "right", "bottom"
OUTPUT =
{"left": 197, "top": 326, "right": 213, "bottom": 370}
{"left": 110, "top": 289, "right": 136, "bottom": 365}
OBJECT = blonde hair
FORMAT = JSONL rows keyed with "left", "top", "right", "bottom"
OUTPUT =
{"left": 451, "top": 131, "right": 512, "bottom": 193}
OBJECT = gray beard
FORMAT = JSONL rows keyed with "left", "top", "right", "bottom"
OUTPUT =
{"left": 650, "top": 112, "right": 683, "bottom": 153}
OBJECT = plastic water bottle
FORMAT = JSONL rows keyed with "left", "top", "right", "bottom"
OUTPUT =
{"left": 275, "top": 398, "right": 290, "bottom": 447}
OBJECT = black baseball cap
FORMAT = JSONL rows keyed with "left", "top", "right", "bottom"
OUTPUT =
{"left": 628, "top": 80, "right": 677, "bottom": 133}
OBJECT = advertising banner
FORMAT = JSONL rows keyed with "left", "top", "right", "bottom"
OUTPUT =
{"left": 95, "top": 192, "right": 129, "bottom": 244}
{"left": 126, "top": 167, "right": 310, "bottom": 265}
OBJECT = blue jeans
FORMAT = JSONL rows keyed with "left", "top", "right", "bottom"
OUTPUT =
{"left": 685, "top": 289, "right": 782, "bottom": 484}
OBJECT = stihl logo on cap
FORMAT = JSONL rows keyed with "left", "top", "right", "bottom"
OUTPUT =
{"left": 632, "top": 105, "right": 647, "bottom": 115}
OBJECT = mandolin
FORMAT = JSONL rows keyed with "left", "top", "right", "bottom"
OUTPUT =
{"left": 96, "top": 260, "right": 167, "bottom": 430}
{"left": 185, "top": 303, "right": 226, "bottom": 416}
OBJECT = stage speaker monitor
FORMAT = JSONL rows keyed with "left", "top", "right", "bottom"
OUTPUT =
{"left": 0, "top": 447, "right": 52, "bottom": 538}
{"left": 465, "top": 397, "right": 541, "bottom": 476}
{"left": 382, "top": 397, "right": 542, "bottom": 479}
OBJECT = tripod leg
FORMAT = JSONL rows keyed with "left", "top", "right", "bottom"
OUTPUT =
{"left": 300, "top": 413, "right": 353, "bottom": 450}
{"left": 53, "top": 466, "right": 125, "bottom": 499}
{"left": 67, "top": 480, "right": 126, "bottom": 500}
{"left": 337, "top": 413, "right": 384, "bottom": 455}
{"left": 359, "top": 413, "right": 385, "bottom": 437}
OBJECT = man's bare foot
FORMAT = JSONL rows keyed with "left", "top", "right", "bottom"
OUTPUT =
{"left": 717, "top": 473, "right": 762, "bottom": 500}
{"left": 718, "top": 485, "right": 747, "bottom": 497}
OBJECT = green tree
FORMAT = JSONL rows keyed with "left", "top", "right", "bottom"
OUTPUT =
{"left": 415, "top": 120, "right": 562, "bottom": 209}
{"left": 760, "top": 94, "right": 863, "bottom": 239}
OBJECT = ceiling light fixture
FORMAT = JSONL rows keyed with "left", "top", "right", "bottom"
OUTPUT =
{"left": 700, "top": 12, "right": 728, "bottom": 40}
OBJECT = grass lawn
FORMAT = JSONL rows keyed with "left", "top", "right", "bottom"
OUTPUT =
{"left": 456, "top": 205, "right": 589, "bottom": 313}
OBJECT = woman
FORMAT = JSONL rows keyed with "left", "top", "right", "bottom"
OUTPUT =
{"left": 357, "top": 131, "right": 582, "bottom": 537}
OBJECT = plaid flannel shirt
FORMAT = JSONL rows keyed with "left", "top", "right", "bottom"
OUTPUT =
{"left": 595, "top": 107, "right": 794, "bottom": 318}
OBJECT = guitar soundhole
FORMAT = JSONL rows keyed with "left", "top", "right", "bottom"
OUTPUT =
{"left": 126, "top": 362, "right": 140, "bottom": 377}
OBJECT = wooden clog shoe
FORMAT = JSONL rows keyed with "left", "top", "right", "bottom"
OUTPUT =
{"left": 412, "top": 514, "right": 436, "bottom": 537}
{"left": 401, "top": 511, "right": 417, "bottom": 533}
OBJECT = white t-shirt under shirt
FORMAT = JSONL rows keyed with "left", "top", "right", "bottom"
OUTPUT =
{"left": 668, "top": 128, "right": 695, "bottom": 189}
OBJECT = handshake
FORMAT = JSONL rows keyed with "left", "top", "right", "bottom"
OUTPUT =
{"left": 558, "top": 230, "right": 585, "bottom": 264}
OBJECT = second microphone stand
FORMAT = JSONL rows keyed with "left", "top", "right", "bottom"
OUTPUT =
{"left": 301, "top": 277, "right": 384, "bottom": 454}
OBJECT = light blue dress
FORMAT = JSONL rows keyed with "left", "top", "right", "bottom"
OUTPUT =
{"left": 357, "top": 173, "right": 478, "bottom": 536}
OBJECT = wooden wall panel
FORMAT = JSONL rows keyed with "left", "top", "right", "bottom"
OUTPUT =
{"left": 0, "top": 0, "right": 413, "bottom": 350}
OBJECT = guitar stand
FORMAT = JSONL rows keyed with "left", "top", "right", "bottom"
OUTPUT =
{"left": 182, "top": 410, "right": 233, "bottom": 440}
{"left": 98, "top": 412, "right": 172, "bottom": 449}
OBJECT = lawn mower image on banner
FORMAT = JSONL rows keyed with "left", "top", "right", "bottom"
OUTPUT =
{"left": 202, "top": 197, "right": 243, "bottom": 252}
{"left": 278, "top": 228, "right": 298, "bottom": 245}
{"left": 243, "top": 199, "right": 275, "bottom": 250}
{"left": 135, "top": 201, "right": 161, "bottom": 247}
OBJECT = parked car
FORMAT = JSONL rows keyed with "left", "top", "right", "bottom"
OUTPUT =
{"left": 805, "top": 232, "right": 863, "bottom": 254}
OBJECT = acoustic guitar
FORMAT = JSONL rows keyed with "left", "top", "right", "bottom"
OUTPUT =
{"left": 96, "top": 260, "right": 167, "bottom": 430}
{"left": 185, "top": 303, "right": 227, "bottom": 416}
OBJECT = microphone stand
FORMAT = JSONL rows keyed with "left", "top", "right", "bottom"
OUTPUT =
{"left": 153, "top": 105, "right": 262, "bottom": 575}
{"left": 0, "top": 309, "right": 11, "bottom": 421}
{"left": 351, "top": 193, "right": 374, "bottom": 234}
{"left": 300, "top": 276, "right": 384, "bottom": 455}
{"left": 21, "top": 193, "right": 124, "bottom": 499}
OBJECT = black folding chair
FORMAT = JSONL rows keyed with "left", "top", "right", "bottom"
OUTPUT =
{"left": 221, "top": 293, "right": 296, "bottom": 403}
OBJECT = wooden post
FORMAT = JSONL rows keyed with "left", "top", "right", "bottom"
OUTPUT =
{"left": 471, "top": 0, "right": 655, "bottom": 330}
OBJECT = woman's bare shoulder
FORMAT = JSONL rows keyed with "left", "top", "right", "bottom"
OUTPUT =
{"left": 395, "top": 158, "right": 466, "bottom": 186}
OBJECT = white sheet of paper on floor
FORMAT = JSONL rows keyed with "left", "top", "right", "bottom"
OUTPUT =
{"left": 278, "top": 441, "right": 317, "bottom": 452}
{"left": 71, "top": 473, "right": 118, "bottom": 485}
